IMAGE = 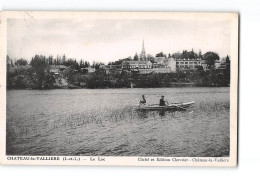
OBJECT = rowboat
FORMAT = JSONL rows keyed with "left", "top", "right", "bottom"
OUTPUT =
{"left": 135, "top": 101, "right": 195, "bottom": 111}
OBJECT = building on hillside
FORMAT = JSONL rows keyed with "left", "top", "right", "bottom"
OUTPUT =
{"left": 99, "top": 65, "right": 106, "bottom": 69}
{"left": 199, "top": 59, "right": 223, "bottom": 70}
{"left": 121, "top": 60, "right": 153, "bottom": 70}
{"left": 49, "top": 66, "right": 60, "bottom": 75}
{"left": 140, "top": 68, "right": 171, "bottom": 74}
{"left": 82, "top": 66, "right": 95, "bottom": 74}
{"left": 214, "top": 60, "right": 221, "bottom": 69}
{"left": 49, "top": 65, "right": 68, "bottom": 75}
{"left": 167, "top": 57, "right": 177, "bottom": 72}
{"left": 121, "top": 60, "right": 174, "bottom": 74}
{"left": 152, "top": 56, "right": 176, "bottom": 73}
{"left": 80, "top": 66, "right": 96, "bottom": 74}
{"left": 58, "top": 65, "right": 67, "bottom": 71}
{"left": 176, "top": 57, "right": 203, "bottom": 70}
{"left": 200, "top": 60, "right": 208, "bottom": 70}
{"left": 219, "top": 61, "right": 230, "bottom": 69}
{"left": 152, "top": 63, "right": 168, "bottom": 68}
{"left": 154, "top": 56, "right": 167, "bottom": 64}
{"left": 100, "top": 65, "right": 122, "bottom": 74}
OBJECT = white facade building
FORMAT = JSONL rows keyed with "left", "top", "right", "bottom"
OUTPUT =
{"left": 176, "top": 57, "right": 203, "bottom": 70}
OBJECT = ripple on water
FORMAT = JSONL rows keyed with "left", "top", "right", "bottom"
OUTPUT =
{"left": 7, "top": 88, "right": 230, "bottom": 156}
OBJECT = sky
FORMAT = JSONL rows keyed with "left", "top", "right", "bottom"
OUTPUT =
{"left": 7, "top": 18, "right": 231, "bottom": 64}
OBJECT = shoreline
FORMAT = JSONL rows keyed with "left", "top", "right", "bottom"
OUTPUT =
{"left": 6, "top": 85, "right": 230, "bottom": 90}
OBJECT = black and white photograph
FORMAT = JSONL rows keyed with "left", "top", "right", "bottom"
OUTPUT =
{"left": 0, "top": 11, "right": 238, "bottom": 166}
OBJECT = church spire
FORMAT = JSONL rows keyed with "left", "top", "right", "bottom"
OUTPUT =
{"left": 140, "top": 40, "right": 146, "bottom": 61}
{"left": 142, "top": 40, "right": 145, "bottom": 54}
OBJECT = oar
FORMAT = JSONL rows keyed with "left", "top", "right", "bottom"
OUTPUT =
{"left": 173, "top": 103, "right": 195, "bottom": 114}
{"left": 173, "top": 104, "right": 187, "bottom": 111}
{"left": 166, "top": 101, "right": 187, "bottom": 111}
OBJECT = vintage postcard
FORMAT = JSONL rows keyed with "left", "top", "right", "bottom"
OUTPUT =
{"left": 0, "top": 11, "right": 238, "bottom": 166}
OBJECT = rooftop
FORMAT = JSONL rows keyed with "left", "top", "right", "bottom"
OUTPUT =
{"left": 122, "top": 61, "right": 152, "bottom": 64}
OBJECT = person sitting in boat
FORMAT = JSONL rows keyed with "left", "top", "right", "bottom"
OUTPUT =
{"left": 139, "top": 95, "right": 146, "bottom": 105}
{"left": 159, "top": 95, "right": 167, "bottom": 106}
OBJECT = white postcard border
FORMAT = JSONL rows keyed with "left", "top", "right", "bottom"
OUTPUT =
{"left": 0, "top": 11, "right": 238, "bottom": 166}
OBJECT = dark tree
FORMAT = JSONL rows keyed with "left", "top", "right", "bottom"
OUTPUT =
{"left": 180, "top": 50, "right": 197, "bottom": 59}
{"left": 29, "top": 55, "right": 55, "bottom": 89}
{"left": 156, "top": 52, "right": 165, "bottom": 57}
{"left": 62, "top": 54, "right": 66, "bottom": 65}
{"left": 92, "top": 61, "right": 104, "bottom": 70}
{"left": 226, "top": 55, "right": 230, "bottom": 63}
{"left": 79, "top": 59, "right": 84, "bottom": 68}
{"left": 198, "top": 50, "right": 203, "bottom": 58}
{"left": 84, "top": 61, "right": 90, "bottom": 67}
{"left": 172, "top": 52, "right": 181, "bottom": 59}
{"left": 63, "top": 67, "right": 76, "bottom": 84}
{"left": 203, "top": 52, "right": 220, "bottom": 69}
{"left": 134, "top": 52, "right": 139, "bottom": 61}
{"left": 6, "top": 55, "right": 14, "bottom": 66}
{"left": 48, "top": 55, "right": 53, "bottom": 65}
{"left": 15, "top": 58, "right": 28, "bottom": 66}
{"left": 147, "top": 54, "right": 154, "bottom": 63}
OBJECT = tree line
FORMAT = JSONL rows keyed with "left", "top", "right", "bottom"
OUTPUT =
{"left": 7, "top": 54, "right": 104, "bottom": 89}
{"left": 7, "top": 54, "right": 106, "bottom": 70}
{"left": 6, "top": 50, "right": 230, "bottom": 89}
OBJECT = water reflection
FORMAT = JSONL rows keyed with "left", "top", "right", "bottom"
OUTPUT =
{"left": 159, "top": 110, "right": 165, "bottom": 116}
{"left": 136, "top": 110, "right": 149, "bottom": 118}
{"left": 136, "top": 109, "right": 168, "bottom": 118}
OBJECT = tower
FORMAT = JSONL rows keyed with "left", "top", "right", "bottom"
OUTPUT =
{"left": 168, "top": 57, "right": 177, "bottom": 73}
{"left": 139, "top": 40, "right": 146, "bottom": 61}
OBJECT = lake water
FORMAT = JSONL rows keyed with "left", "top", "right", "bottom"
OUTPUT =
{"left": 7, "top": 87, "right": 230, "bottom": 157}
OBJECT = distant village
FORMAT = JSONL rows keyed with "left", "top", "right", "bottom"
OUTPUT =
{"left": 101, "top": 40, "right": 229, "bottom": 75}
{"left": 7, "top": 41, "right": 230, "bottom": 89}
